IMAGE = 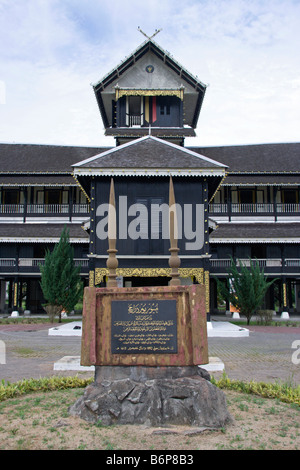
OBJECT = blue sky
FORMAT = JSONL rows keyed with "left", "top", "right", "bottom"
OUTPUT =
{"left": 0, "top": 0, "right": 299, "bottom": 147}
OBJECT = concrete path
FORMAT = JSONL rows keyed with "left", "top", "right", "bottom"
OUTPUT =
{"left": 0, "top": 321, "right": 299, "bottom": 385}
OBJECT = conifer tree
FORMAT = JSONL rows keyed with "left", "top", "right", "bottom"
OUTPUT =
{"left": 39, "top": 226, "right": 83, "bottom": 322}
{"left": 215, "top": 258, "right": 276, "bottom": 325}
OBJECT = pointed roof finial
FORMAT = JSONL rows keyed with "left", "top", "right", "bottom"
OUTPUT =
{"left": 137, "top": 27, "right": 162, "bottom": 40}
{"left": 106, "top": 178, "right": 118, "bottom": 287}
{"left": 168, "top": 176, "right": 181, "bottom": 286}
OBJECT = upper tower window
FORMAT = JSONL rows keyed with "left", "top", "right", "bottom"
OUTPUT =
{"left": 117, "top": 94, "right": 182, "bottom": 128}
{"left": 127, "top": 96, "right": 142, "bottom": 126}
{"left": 160, "top": 101, "right": 170, "bottom": 115}
{"left": 156, "top": 96, "right": 180, "bottom": 127}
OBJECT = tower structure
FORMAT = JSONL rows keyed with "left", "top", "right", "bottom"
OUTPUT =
{"left": 92, "top": 38, "right": 206, "bottom": 146}
{"left": 73, "top": 38, "right": 227, "bottom": 319}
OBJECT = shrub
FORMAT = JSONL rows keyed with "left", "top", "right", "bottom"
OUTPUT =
{"left": 1, "top": 374, "right": 299, "bottom": 407}
{"left": 0, "top": 376, "right": 93, "bottom": 402}
{"left": 211, "top": 373, "right": 300, "bottom": 406}
{"left": 215, "top": 258, "right": 277, "bottom": 325}
{"left": 257, "top": 309, "right": 274, "bottom": 325}
{"left": 39, "top": 226, "right": 83, "bottom": 322}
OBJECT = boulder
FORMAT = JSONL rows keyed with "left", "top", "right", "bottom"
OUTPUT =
{"left": 69, "top": 375, "right": 232, "bottom": 428}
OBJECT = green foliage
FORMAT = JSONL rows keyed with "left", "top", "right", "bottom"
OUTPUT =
{"left": 211, "top": 372, "right": 300, "bottom": 406}
{"left": 39, "top": 226, "right": 83, "bottom": 321}
{"left": 215, "top": 257, "right": 277, "bottom": 324}
{"left": 1, "top": 374, "right": 299, "bottom": 407}
{"left": 256, "top": 309, "right": 274, "bottom": 325}
{"left": 0, "top": 376, "right": 93, "bottom": 402}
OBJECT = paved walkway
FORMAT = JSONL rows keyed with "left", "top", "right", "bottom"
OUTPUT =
{"left": 0, "top": 322, "right": 299, "bottom": 385}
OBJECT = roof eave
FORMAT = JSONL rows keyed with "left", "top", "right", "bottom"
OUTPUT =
{"left": 73, "top": 168, "right": 226, "bottom": 178}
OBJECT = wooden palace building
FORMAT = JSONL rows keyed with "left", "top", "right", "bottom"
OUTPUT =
{"left": 0, "top": 38, "right": 299, "bottom": 316}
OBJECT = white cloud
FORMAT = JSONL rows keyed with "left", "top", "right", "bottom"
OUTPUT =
{"left": 0, "top": 0, "right": 299, "bottom": 147}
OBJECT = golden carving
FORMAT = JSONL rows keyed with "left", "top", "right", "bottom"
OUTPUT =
{"left": 13, "top": 282, "right": 18, "bottom": 307}
{"left": 179, "top": 268, "right": 204, "bottom": 285}
{"left": 204, "top": 270, "right": 210, "bottom": 313}
{"left": 283, "top": 282, "right": 287, "bottom": 307}
{"left": 89, "top": 270, "right": 95, "bottom": 288}
{"left": 94, "top": 268, "right": 108, "bottom": 285}
{"left": 115, "top": 88, "right": 184, "bottom": 100}
{"left": 72, "top": 175, "right": 91, "bottom": 202}
{"left": 94, "top": 267, "right": 204, "bottom": 286}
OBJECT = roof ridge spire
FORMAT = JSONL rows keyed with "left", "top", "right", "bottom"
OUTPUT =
{"left": 137, "top": 27, "right": 162, "bottom": 41}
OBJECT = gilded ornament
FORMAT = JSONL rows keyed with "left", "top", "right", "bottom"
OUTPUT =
{"left": 94, "top": 267, "right": 204, "bottom": 286}
{"left": 115, "top": 88, "right": 183, "bottom": 100}
{"left": 204, "top": 270, "right": 210, "bottom": 313}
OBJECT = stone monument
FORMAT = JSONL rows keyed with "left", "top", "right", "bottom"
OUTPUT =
{"left": 69, "top": 178, "right": 232, "bottom": 428}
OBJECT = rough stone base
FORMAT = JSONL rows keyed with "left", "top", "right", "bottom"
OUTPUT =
{"left": 94, "top": 365, "right": 211, "bottom": 383}
{"left": 69, "top": 373, "right": 233, "bottom": 428}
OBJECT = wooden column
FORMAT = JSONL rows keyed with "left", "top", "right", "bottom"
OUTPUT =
{"left": 23, "top": 187, "right": 28, "bottom": 223}
{"left": 13, "top": 278, "right": 18, "bottom": 311}
{"left": 283, "top": 278, "right": 288, "bottom": 311}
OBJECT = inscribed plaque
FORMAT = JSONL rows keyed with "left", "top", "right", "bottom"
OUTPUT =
{"left": 111, "top": 300, "right": 177, "bottom": 354}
